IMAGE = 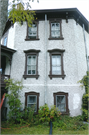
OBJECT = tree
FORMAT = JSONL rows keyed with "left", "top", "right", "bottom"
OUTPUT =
{"left": 8, "top": 0, "right": 39, "bottom": 26}
{"left": 5, "top": 79, "right": 23, "bottom": 122}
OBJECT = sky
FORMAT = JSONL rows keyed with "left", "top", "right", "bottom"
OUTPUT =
{"left": 9, "top": 0, "right": 89, "bottom": 21}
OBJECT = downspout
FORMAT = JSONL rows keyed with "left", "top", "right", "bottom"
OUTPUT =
{"left": 83, "top": 24, "right": 89, "bottom": 72}
{"left": 44, "top": 14, "right": 47, "bottom": 104}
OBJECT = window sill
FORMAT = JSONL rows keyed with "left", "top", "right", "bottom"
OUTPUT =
{"left": 23, "top": 75, "right": 39, "bottom": 79}
{"left": 48, "top": 74, "right": 66, "bottom": 79}
{"left": 25, "top": 38, "right": 40, "bottom": 41}
{"left": 48, "top": 37, "right": 64, "bottom": 40}
{"left": 61, "top": 112, "right": 69, "bottom": 115}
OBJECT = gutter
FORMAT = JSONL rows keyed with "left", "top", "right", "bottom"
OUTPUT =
{"left": 83, "top": 24, "right": 89, "bottom": 71}
{"left": 44, "top": 14, "right": 47, "bottom": 104}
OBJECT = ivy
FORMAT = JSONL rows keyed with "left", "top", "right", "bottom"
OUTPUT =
{"left": 78, "top": 71, "right": 89, "bottom": 122}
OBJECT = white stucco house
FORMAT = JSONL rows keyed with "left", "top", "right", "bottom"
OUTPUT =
{"left": 1, "top": 8, "right": 89, "bottom": 118}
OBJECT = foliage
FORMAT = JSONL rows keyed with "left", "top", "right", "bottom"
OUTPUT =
{"left": 5, "top": 79, "right": 23, "bottom": 123}
{"left": 20, "top": 106, "right": 35, "bottom": 125}
{"left": 52, "top": 115, "right": 87, "bottom": 130}
{"left": 38, "top": 104, "right": 61, "bottom": 123}
{"left": 8, "top": 0, "right": 36, "bottom": 27}
{"left": 1, "top": 115, "right": 88, "bottom": 134}
{"left": 78, "top": 71, "right": 89, "bottom": 122}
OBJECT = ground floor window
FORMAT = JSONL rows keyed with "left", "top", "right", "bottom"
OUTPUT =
{"left": 53, "top": 92, "right": 69, "bottom": 114}
{"left": 25, "top": 92, "right": 40, "bottom": 114}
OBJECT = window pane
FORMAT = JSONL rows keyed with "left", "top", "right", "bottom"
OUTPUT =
{"left": 4, "top": 37, "right": 7, "bottom": 46}
{"left": 27, "top": 66, "right": 31, "bottom": 74}
{"left": 52, "top": 66, "right": 56, "bottom": 74}
{"left": 28, "top": 96, "right": 36, "bottom": 103}
{"left": 60, "top": 96, "right": 65, "bottom": 103}
{"left": 60, "top": 104, "right": 66, "bottom": 112}
{"left": 57, "top": 55, "right": 61, "bottom": 65}
{"left": 56, "top": 23, "right": 60, "bottom": 30}
{"left": 56, "top": 67, "right": 61, "bottom": 74}
{"left": 28, "top": 104, "right": 37, "bottom": 112}
{"left": 51, "top": 31, "right": 55, "bottom": 37}
{"left": 31, "top": 56, "right": 36, "bottom": 65}
{"left": 31, "top": 65, "right": 36, "bottom": 74}
{"left": 51, "top": 23, "right": 55, "bottom": 30}
{"left": 27, "top": 56, "right": 31, "bottom": 65}
{"left": 52, "top": 56, "right": 56, "bottom": 65}
{"left": 57, "top": 96, "right": 65, "bottom": 103}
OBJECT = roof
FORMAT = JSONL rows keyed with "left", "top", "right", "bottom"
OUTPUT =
{"left": 3, "top": 8, "right": 89, "bottom": 35}
{"left": 1, "top": 45, "right": 16, "bottom": 54}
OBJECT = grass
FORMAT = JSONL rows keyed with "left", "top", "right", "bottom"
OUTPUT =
{"left": 1, "top": 125, "right": 88, "bottom": 134}
{"left": 1, "top": 122, "right": 88, "bottom": 134}
{"left": 1, "top": 115, "right": 89, "bottom": 134}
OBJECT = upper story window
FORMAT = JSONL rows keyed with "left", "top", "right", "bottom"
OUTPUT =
{"left": 25, "top": 21, "right": 39, "bottom": 41}
{"left": 23, "top": 49, "right": 40, "bottom": 79}
{"left": 48, "top": 49, "right": 66, "bottom": 79}
{"left": 49, "top": 19, "right": 64, "bottom": 40}
{"left": 4, "top": 37, "right": 7, "bottom": 46}
{"left": 27, "top": 55, "right": 36, "bottom": 75}
{"left": 2, "top": 31, "right": 8, "bottom": 46}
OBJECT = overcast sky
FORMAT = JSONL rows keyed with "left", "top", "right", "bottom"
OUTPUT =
{"left": 9, "top": 0, "right": 89, "bottom": 21}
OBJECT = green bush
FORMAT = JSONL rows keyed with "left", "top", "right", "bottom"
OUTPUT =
{"left": 78, "top": 71, "right": 89, "bottom": 122}
{"left": 52, "top": 115, "right": 87, "bottom": 130}
{"left": 5, "top": 79, "right": 23, "bottom": 123}
{"left": 38, "top": 104, "right": 61, "bottom": 123}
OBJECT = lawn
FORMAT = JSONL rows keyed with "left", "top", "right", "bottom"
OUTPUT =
{"left": 1, "top": 123, "right": 88, "bottom": 134}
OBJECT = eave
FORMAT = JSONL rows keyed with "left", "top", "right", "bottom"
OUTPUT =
{"left": 1, "top": 45, "right": 16, "bottom": 54}
{"left": 2, "top": 8, "right": 89, "bottom": 35}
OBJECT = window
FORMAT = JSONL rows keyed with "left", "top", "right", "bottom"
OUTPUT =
{"left": 48, "top": 49, "right": 65, "bottom": 79}
{"left": 25, "top": 21, "right": 39, "bottom": 41}
{"left": 54, "top": 92, "right": 69, "bottom": 114}
{"left": 49, "top": 19, "right": 64, "bottom": 40}
{"left": 25, "top": 92, "right": 40, "bottom": 114}
{"left": 2, "top": 31, "right": 8, "bottom": 46}
{"left": 23, "top": 49, "right": 40, "bottom": 79}
{"left": 27, "top": 55, "right": 36, "bottom": 75}
{"left": 4, "top": 37, "right": 7, "bottom": 46}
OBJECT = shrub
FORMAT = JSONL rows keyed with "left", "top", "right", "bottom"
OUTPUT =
{"left": 78, "top": 71, "right": 89, "bottom": 122}
{"left": 5, "top": 79, "right": 23, "bottom": 123}
{"left": 38, "top": 104, "right": 61, "bottom": 123}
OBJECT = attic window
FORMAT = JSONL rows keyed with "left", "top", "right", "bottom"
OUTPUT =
{"left": 49, "top": 19, "right": 64, "bottom": 40}
{"left": 25, "top": 21, "right": 39, "bottom": 41}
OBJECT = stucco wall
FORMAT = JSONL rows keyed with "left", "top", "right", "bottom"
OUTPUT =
{"left": 6, "top": 18, "right": 89, "bottom": 116}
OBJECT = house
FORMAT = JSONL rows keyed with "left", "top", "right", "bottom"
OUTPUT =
{"left": 1, "top": 8, "right": 89, "bottom": 119}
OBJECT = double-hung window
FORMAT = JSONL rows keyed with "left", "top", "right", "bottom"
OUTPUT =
{"left": 27, "top": 95, "right": 37, "bottom": 112}
{"left": 25, "top": 92, "right": 40, "bottom": 114}
{"left": 54, "top": 92, "right": 69, "bottom": 114}
{"left": 23, "top": 49, "right": 40, "bottom": 79}
{"left": 51, "top": 23, "right": 60, "bottom": 38}
{"left": 48, "top": 49, "right": 65, "bottom": 79}
{"left": 52, "top": 55, "right": 61, "bottom": 75}
{"left": 49, "top": 19, "right": 64, "bottom": 40}
{"left": 28, "top": 23, "right": 37, "bottom": 39}
{"left": 56, "top": 95, "right": 66, "bottom": 112}
{"left": 27, "top": 55, "right": 36, "bottom": 75}
{"left": 25, "top": 21, "right": 39, "bottom": 40}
